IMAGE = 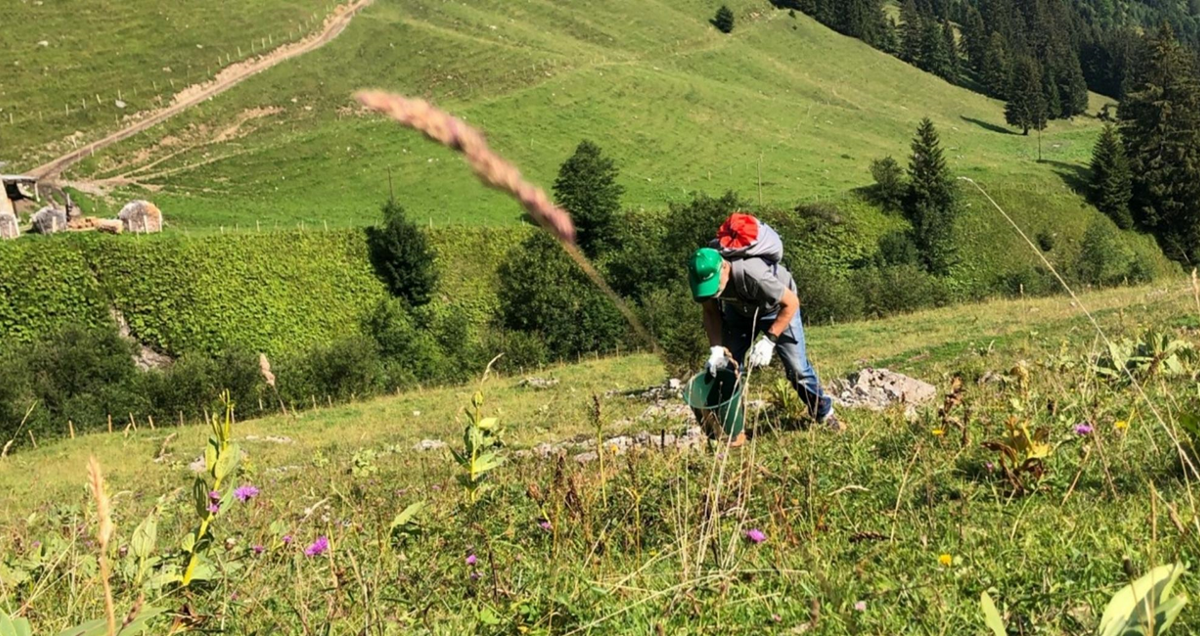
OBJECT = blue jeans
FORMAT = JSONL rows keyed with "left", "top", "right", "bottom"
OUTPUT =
{"left": 722, "top": 308, "right": 833, "bottom": 421}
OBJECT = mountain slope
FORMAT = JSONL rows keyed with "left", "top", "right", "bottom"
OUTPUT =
{"left": 11, "top": 0, "right": 1177, "bottom": 290}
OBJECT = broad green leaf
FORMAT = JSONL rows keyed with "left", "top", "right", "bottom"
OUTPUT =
{"left": 477, "top": 606, "right": 501, "bottom": 626}
{"left": 390, "top": 502, "right": 427, "bottom": 531}
{"left": 472, "top": 452, "right": 504, "bottom": 474}
{"left": 981, "top": 591, "right": 1005, "bottom": 636}
{"left": 131, "top": 510, "right": 158, "bottom": 560}
{"left": 180, "top": 529, "right": 196, "bottom": 553}
{"left": 0, "top": 613, "right": 33, "bottom": 636}
{"left": 1099, "top": 563, "right": 1187, "bottom": 636}
{"left": 204, "top": 438, "right": 218, "bottom": 476}
{"left": 213, "top": 442, "right": 241, "bottom": 481}
{"left": 55, "top": 618, "right": 107, "bottom": 636}
{"left": 192, "top": 478, "right": 210, "bottom": 518}
{"left": 477, "top": 417, "right": 498, "bottom": 431}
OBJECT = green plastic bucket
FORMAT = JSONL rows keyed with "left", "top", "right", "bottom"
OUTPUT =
{"left": 683, "top": 368, "right": 745, "bottom": 439}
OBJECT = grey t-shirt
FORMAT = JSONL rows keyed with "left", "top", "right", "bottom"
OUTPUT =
{"left": 718, "top": 258, "right": 795, "bottom": 319}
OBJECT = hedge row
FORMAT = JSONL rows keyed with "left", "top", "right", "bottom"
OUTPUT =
{"left": 0, "top": 226, "right": 525, "bottom": 358}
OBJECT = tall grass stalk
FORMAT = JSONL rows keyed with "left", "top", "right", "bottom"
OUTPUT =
{"left": 86, "top": 457, "right": 117, "bottom": 636}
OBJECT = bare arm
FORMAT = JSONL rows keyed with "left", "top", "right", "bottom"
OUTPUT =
{"left": 702, "top": 300, "right": 723, "bottom": 347}
{"left": 766, "top": 288, "right": 799, "bottom": 340}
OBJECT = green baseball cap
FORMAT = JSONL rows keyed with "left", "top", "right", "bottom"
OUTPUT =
{"left": 688, "top": 248, "right": 724, "bottom": 301}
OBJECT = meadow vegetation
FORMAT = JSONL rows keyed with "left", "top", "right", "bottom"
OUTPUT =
{"left": 3, "top": 283, "right": 1200, "bottom": 633}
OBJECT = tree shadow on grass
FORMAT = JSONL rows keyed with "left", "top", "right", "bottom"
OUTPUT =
{"left": 960, "top": 115, "right": 1019, "bottom": 136}
{"left": 1040, "top": 159, "right": 1091, "bottom": 194}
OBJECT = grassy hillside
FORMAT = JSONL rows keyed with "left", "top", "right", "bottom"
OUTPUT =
{"left": 4, "top": 282, "right": 1199, "bottom": 632}
{"left": 60, "top": 0, "right": 1110, "bottom": 225}
{"left": 9, "top": 0, "right": 1165, "bottom": 292}
{"left": 0, "top": 0, "right": 331, "bottom": 156}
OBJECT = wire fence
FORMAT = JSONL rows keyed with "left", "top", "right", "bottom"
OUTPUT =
{"left": 0, "top": 5, "right": 339, "bottom": 132}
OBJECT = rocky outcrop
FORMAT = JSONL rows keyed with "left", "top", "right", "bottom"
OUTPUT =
{"left": 828, "top": 368, "right": 937, "bottom": 418}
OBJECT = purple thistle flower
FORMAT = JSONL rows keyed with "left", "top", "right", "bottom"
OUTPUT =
{"left": 470, "top": 571, "right": 481, "bottom": 580}
{"left": 745, "top": 528, "right": 766, "bottom": 544}
{"left": 207, "top": 503, "right": 220, "bottom": 514}
{"left": 466, "top": 554, "right": 477, "bottom": 566}
{"left": 208, "top": 490, "right": 221, "bottom": 502}
{"left": 234, "top": 484, "right": 259, "bottom": 502}
{"left": 304, "top": 536, "right": 329, "bottom": 557}
{"left": 1074, "top": 423, "right": 1094, "bottom": 436}
{"left": 252, "top": 544, "right": 265, "bottom": 555}
{"left": 282, "top": 534, "right": 294, "bottom": 545}
{"left": 538, "top": 520, "right": 552, "bottom": 532}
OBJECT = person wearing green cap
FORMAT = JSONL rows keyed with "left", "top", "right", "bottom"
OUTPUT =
{"left": 687, "top": 242, "right": 840, "bottom": 432}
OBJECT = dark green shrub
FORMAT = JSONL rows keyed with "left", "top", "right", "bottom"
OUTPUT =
{"left": 998, "top": 265, "right": 1056, "bottom": 297}
{"left": 499, "top": 232, "right": 627, "bottom": 361}
{"left": 638, "top": 287, "right": 708, "bottom": 379}
{"left": 712, "top": 5, "right": 735, "bottom": 33}
{"left": 6, "top": 324, "right": 143, "bottom": 440}
{"left": 603, "top": 211, "right": 677, "bottom": 301}
{"left": 554, "top": 140, "right": 623, "bottom": 258}
{"left": 869, "top": 157, "right": 906, "bottom": 211}
{"left": 483, "top": 330, "right": 551, "bottom": 373}
{"left": 794, "top": 270, "right": 865, "bottom": 325}
{"left": 876, "top": 230, "right": 920, "bottom": 267}
{"left": 363, "top": 298, "right": 449, "bottom": 387}
{"left": 366, "top": 199, "right": 438, "bottom": 307}
{"left": 278, "top": 336, "right": 385, "bottom": 405}
{"left": 1075, "top": 220, "right": 1136, "bottom": 287}
{"left": 1036, "top": 230, "right": 1056, "bottom": 252}
{"left": 141, "top": 350, "right": 263, "bottom": 421}
{"left": 853, "top": 265, "right": 950, "bottom": 317}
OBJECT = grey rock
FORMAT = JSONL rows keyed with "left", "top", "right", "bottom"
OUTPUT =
{"left": 413, "top": 439, "right": 447, "bottom": 452}
{"left": 518, "top": 377, "right": 559, "bottom": 389}
{"left": 827, "top": 368, "right": 936, "bottom": 418}
{"left": 30, "top": 207, "right": 67, "bottom": 234}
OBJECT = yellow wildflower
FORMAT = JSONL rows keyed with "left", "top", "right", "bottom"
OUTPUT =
{"left": 932, "top": 428, "right": 945, "bottom": 437}
{"left": 938, "top": 553, "right": 953, "bottom": 567}
{"left": 1115, "top": 420, "right": 1129, "bottom": 431}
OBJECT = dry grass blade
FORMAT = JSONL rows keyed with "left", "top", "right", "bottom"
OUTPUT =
{"left": 354, "top": 90, "right": 574, "bottom": 244}
{"left": 258, "top": 353, "right": 276, "bottom": 388}
{"left": 354, "top": 90, "right": 659, "bottom": 355}
{"left": 87, "top": 456, "right": 117, "bottom": 636}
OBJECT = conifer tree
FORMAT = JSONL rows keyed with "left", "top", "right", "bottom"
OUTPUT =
{"left": 941, "top": 19, "right": 960, "bottom": 82}
{"left": 961, "top": 5, "right": 989, "bottom": 74}
{"left": 900, "top": 0, "right": 923, "bottom": 64}
{"left": 712, "top": 5, "right": 735, "bottom": 33}
{"left": 905, "top": 118, "right": 959, "bottom": 274}
{"left": 1088, "top": 124, "right": 1134, "bottom": 229}
{"left": 553, "top": 140, "right": 624, "bottom": 258}
{"left": 1056, "top": 52, "right": 1090, "bottom": 118}
{"left": 1119, "top": 23, "right": 1200, "bottom": 259}
{"left": 982, "top": 31, "right": 1010, "bottom": 98}
{"left": 919, "top": 18, "right": 951, "bottom": 78}
{"left": 1005, "top": 56, "right": 1047, "bottom": 134}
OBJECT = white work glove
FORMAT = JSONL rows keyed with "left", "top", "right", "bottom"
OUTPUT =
{"left": 747, "top": 336, "right": 776, "bottom": 369}
{"left": 705, "top": 346, "right": 730, "bottom": 376}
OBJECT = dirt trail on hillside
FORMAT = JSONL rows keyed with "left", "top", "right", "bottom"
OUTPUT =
{"left": 29, "top": 0, "right": 374, "bottom": 180}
